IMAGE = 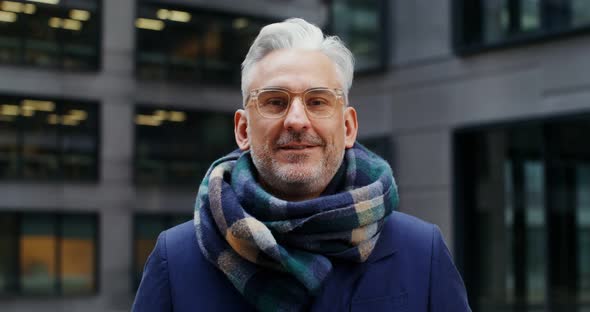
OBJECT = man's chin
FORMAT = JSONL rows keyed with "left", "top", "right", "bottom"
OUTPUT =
{"left": 274, "top": 166, "right": 321, "bottom": 185}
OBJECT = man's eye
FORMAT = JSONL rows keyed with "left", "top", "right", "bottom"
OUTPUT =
{"left": 307, "top": 98, "right": 328, "bottom": 106}
{"left": 266, "top": 98, "right": 287, "bottom": 106}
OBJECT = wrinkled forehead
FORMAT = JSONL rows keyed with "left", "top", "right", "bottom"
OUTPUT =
{"left": 248, "top": 49, "right": 343, "bottom": 92}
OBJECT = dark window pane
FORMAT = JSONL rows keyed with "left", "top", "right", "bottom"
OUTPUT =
{"left": 134, "top": 106, "right": 235, "bottom": 186}
{"left": 60, "top": 101, "right": 98, "bottom": 180}
{"left": 0, "top": 99, "right": 20, "bottom": 178}
{"left": 0, "top": 0, "right": 100, "bottom": 70}
{"left": 331, "top": 0, "right": 384, "bottom": 71}
{"left": 359, "top": 136, "right": 393, "bottom": 166}
{"left": 0, "top": 94, "right": 99, "bottom": 181}
{"left": 456, "top": 114, "right": 590, "bottom": 311}
{"left": 0, "top": 214, "right": 18, "bottom": 295}
{"left": 23, "top": 3, "right": 61, "bottom": 68}
{"left": 577, "top": 165, "right": 590, "bottom": 305}
{"left": 60, "top": 215, "right": 97, "bottom": 295}
{"left": 135, "top": 4, "right": 272, "bottom": 84}
{"left": 20, "top": 214, "right": 58, "bottom": 295}
{"left": 20, "top": 98, "right": 60, "bottom": 179}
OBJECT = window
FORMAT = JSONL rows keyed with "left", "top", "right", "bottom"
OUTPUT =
{"left": 0, "top": 0, "right": 101, "bottom": 70}
{"left": 132, "top": 214, "right": 190, "bottom": 289}
{"left": 0, "top": 212, "right": 98, "bottom": 296}
{"left": 454, "top": 114, "right": 590, "bottom": 311}
{"left": 134, "top": 106, "right": 235, "bottom": 186}
{"left": 0, "top": 95, "right": 99, "bottom": 181}
{"left": 135, "top": 2, "right": 273, "bottom": 84}
{"left": 359, "top": 135, "right": 393, "bottom": 166}
{"left": 454, "top": 0, "right": 590, "bottom": 53}
{"left": 329, "top": 0, "right": 387, "bottom": 72}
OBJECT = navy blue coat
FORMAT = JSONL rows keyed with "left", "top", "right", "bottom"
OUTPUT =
{"left": 132, "top": 211, "right": 471, "bottom": 311}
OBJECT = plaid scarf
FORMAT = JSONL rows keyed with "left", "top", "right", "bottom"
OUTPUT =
{"left": 194, "top": 143, "right": 399, "bottom": 312}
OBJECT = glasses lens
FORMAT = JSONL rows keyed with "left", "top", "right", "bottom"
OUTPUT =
{"left": 304, "top": 89, "right": 337, "bottom": 117}
{"left": 257, "top": 90, "right": 290, "bottom": 117}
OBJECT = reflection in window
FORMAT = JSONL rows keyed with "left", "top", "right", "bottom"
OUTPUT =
{"left": 134, "top": 106, "right": 235, "bottom": 186}
{"left": 135, "top": 3, "right": 272, "bottom": 84}
{"left": 455, "top": 114, "right": 590, "bottom": 311}
{"left": 0, "top": 95, "right": 99, "bottom": 181}
{"left": 455, "top": 0, "right": 590, "bottom": 53}
{"left": 330, "top": 0, "right": 386, "bottom": 71}
{"left": 0, "top": 212, "right": 98, "bottom": 296}
{"left": 0, "top": 0, "right": 100, "bottom": 70}
{"left": 133, "top": 214, "right": 190, "bottom": 289}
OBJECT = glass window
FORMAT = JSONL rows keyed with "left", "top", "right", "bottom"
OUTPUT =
{"left": 358, "top": 135, "right": 393, "bottom": 166}
{"left": 0, "top": 95, "right": 99, "bottom": 181}
{"left": 20, "top": 215, "right": 58, "bottom": 295}
{"left": 135, "top": 2, "right": 272, "bottom": 84}
{"left": 0, "top": 214, "right": 18, "bottom": 294}
{"left": 133, "top": 214, "right": 190, "bottom": 289}
{"left": 329, "top": 0, "right": 386, "bottom": 71}
{"left": 134, "top": 106, "right": 235, "bottom": 186}
{"left": 0, "top": 0, "right": 101, "bottom": 70}
{"left": 0, "top": 212, "right": 98, "bottom": 296}
{"left": 455, "top": 0, "right": 590, "bottom": 53}
{"left": 455, "top": 114, "right": 590, "bottom": 311}
{"left": 60, "top": 215, "right": 96, "bottom": 295}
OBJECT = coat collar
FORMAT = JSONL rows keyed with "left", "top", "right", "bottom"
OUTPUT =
{"left": 366, "top": 214, "right": 398, "bottom": 264}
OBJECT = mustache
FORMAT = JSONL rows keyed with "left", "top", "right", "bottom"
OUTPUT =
{"left": 275, "top": 131, "right": 325, "bottom": 146}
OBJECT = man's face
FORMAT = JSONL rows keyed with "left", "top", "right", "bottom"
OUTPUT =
{"left": 235, "top": 49, "right": 358, "bottom": 201}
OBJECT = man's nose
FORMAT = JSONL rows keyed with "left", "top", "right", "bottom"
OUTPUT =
{"left": 283, "top": 97, "right": 311, "bottom": 131}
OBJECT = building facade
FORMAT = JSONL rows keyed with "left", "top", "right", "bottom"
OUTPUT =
{"left": 0, "top": 0, "right": 589, "bottom": 311}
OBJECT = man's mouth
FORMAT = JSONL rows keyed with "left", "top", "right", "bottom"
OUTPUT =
{"left": 278, "top": 144, "right": 317, "bottom": 150}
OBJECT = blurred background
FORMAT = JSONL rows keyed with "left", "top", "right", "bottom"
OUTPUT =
{"left": 0, "top": 0, "right": 588, "bottom": 311}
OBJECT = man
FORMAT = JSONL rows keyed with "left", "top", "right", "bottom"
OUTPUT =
{"left": 133, "top": 18, "right": 471, "bottom": 312}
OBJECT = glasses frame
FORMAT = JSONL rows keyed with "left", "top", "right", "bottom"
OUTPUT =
{"left": 245, "top": 87, "right": 345, "bottom": 119}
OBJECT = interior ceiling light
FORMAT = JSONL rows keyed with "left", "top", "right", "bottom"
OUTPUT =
{"left": 1, "top": 1, "right": 22, "bottom": 13}
{"left": 21, "top": 99, "right": 55, "bottom": 112}
{"left": 26, "top": 0, "right": 59, "bottom": 5}
{"left": 135, "top": 114, "right": 162, "bottom": 127}
{"left": 157, "top": 8, "right": 190, "bottom": 23}
{"left": 233, "top": 18, "right": 249, "bottom": 30}
{"left": 70, "top": 9, "right": 90, "bottom": 21}
{"left": 0, "top": 11, "right": 17, "bottom": 23}
{"left": 62, "top": 18, "right": 81, "bottom": 30}
{"left": 135, "top": 18, "right": 164, "bottom": 31}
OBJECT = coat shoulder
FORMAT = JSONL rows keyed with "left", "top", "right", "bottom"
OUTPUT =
{"left": 388, "top": 211, "right": 437, "bottom": 255}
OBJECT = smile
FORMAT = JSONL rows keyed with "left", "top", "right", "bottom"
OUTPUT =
{"left": 278, "top": 144, "right": 318, "bottom": 150}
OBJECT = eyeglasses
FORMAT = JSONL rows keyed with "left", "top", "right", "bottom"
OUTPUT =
{"left": 245, "top": 87, "right": 345, "bottom": 119}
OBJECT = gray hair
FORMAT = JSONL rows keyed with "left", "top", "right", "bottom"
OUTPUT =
{"left": 241, "top": 18, "right": 354, "bottom": 105}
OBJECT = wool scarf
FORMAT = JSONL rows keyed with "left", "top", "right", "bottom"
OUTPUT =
{"left": 194, "top": 143, "right": 399, "bottom": 312}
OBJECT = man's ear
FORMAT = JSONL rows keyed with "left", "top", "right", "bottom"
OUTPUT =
{"left": 234, "top": 109, "right": 250, "bottom": 150}
{"left": 344, "top": 107, "right": 358, "bottom": 148}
